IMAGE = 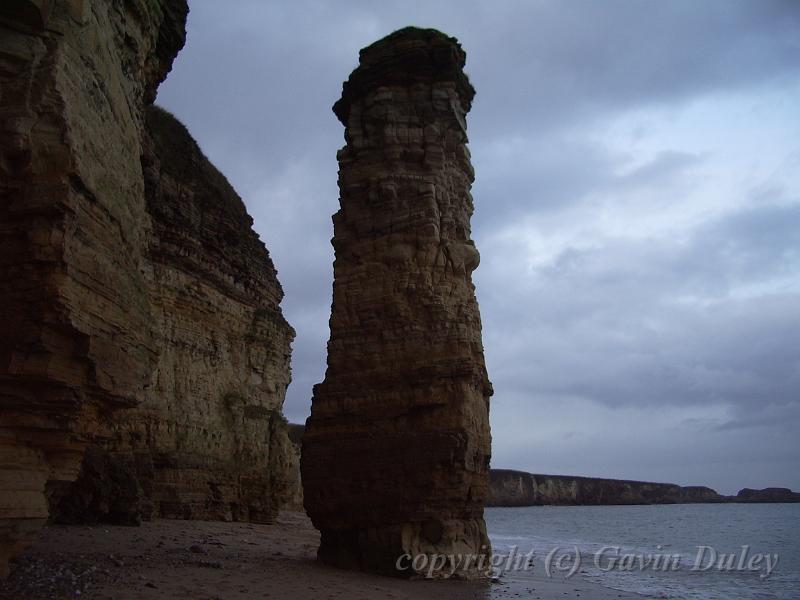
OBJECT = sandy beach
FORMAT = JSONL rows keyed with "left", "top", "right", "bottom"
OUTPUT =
{"left": 1, "top": 512, "right": 646, "bottom": 600}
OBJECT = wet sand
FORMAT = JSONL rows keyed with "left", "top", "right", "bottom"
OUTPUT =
{"left": 1, "top": 512, "right": 647, "bottom": 600}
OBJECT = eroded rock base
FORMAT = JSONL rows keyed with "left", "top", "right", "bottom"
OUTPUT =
{"left": 318, "top": 519, "right": 490, "bottom": 577}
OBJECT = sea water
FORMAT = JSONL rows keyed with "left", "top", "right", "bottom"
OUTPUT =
{"left": 485, "top": 503, "right": 800, "bottom": 599}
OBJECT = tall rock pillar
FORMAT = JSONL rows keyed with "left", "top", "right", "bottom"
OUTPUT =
{"left": 301, "top": 27, "right": 493, "bottom": 577}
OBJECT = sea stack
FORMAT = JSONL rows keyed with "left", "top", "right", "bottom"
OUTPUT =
{"left": 301, "top": 27, "right": 493, "bottom": 577}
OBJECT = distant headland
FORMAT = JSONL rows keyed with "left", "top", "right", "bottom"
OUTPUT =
{"left": 489, "top": 469, "right": 800, "bottom": 506}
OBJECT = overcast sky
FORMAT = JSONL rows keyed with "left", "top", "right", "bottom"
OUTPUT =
{"left": 157, "top": 0, "right": 800, "bottom": 495}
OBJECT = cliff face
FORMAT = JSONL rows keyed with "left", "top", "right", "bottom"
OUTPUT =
{"left": 0, "top": 0, "right": 188, "bottom": 575}
{"left": 49, "top": 106, "right": 297, "bottom": 524}
{"left": 124, "top": 105, "right": 295, "bottom": 523}
{"left": 301, "top": 27, "right": 493, "bottom": 577}
{"left": 1, "top": 0, "right": 295, "bottom": 574}
{"left": 489, "top": 470, "right": 726, "bottom": 506}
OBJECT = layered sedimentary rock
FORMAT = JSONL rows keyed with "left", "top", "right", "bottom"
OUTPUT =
{"left": 115, "top": 105, "right": 295, "bottom": 523}
{"left": 0, "top": 0, "right": 188, "bottom": 575}
{"left": 301, "top": 27, "right": 493, "bottom": 577}
{"left": 0, "top": 0, "right": 296, "bottom": 573}
{"left": 489, "top": 470, "right": 726, "bottom": 506}
{"left": 49, "top": 106, "right": 297, "bottom": 525}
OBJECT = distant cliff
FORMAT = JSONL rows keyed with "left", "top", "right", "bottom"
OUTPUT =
{"left": 489, "top": 470, "right": 799, "bottom": 506}
{"left": 489, "top": 470, "right": 724, "bottom": 506}
{"left": 735, "top": 487, "right": 800, "bottom": 503}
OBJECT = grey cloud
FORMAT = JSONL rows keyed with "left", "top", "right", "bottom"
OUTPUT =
{"left": 479, "top": 198, "right": 800, "bottom": 407}
{"left": 615, "top": 151, "right": 702, "bottom": 189}
{"left": 461, "top": 0, "right": 800, "bottom": 144}
{"left": 156, "top": 0, "right": 800, "bottom": 492}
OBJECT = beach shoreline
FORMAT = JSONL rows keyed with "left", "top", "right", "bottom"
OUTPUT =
{"left": 1, "top": 512, "right": 648, "bottom": 600}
